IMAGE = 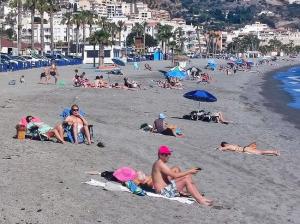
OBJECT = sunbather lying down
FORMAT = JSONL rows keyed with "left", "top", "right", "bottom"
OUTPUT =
{"left": 25, "top": 115, "right": 65, "bottom": 144}
{"left": 218, "top": 142, "right": 280, "bottom": 156}
{"left": 90, "top": 166, "right": 190, "bottom": 197}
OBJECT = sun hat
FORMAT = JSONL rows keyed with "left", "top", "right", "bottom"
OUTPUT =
{"left": 159, "top": 113, "right": 166, "bottom": 119}
{"left": 158, "top": 145, "right": 172, "bottom": 155}
{"left": 113, "top": 167, "right": 137, "bottom": 182}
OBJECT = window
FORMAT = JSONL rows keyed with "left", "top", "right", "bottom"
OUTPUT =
{"left": 113, "top": 49, "right": 120, "bottom": 58}
{"left": 104, "top": 50, "right": 110, "bottom": 58}
{"left": 87, "top": 50, "right": 98, "bottom": 58}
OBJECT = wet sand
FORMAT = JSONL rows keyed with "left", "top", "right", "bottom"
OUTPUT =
{"left": 0, "top": 58, "right": 299, "bottom": 224}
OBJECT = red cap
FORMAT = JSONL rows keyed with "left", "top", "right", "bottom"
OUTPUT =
{"left": 158, "top": 145, "right": 172, "bottom": 155}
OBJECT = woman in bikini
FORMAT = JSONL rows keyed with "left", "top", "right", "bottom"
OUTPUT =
{"left": 218, "top": 142, "right": 280, "bottom": 156}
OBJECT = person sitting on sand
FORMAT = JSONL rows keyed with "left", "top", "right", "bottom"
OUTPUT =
{"left": 26, "top": 115, "right": 65, "bottom": 144}
{"left": 218, "top": 142, "right": 280, "bottom": 156}
{"left": 98, "top": 75, "right": 109, "bottom": 88}
{"left": 73, "top": 69, "right": 81, "bottom": 87}
{"left": 152, "top": 113, "right": 183, "bottom": 137}
{"left": 169, "top": 77, "right": 183, "bottom": 88}
{"left": 212, "top": 112, "right": 230, "bottom": 124}
{"left": 151, "top": 145, "right": 213, "bottom": 206}
{"left": 64, "top": 104, "right": 92, "bottom": 145}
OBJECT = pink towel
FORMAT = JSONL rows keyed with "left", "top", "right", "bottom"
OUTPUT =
{"left": 19, "top": 116, "right": 42, "bottom": 126}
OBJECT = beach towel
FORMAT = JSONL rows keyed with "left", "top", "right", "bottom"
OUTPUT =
{"left": 84, "top": 179, "right": 195, "bottom": 204}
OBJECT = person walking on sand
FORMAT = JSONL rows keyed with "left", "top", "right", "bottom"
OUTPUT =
{"left": 151, "top": 145, "right": 213, "bottom": 206}
{"left": 218, "top": 142, "right": 280, "bottom": 156}
{"left": 49, "top": 62, "right": 59, "bottom": 84}
{"left": 64, "top": 104, "right": 92, "bottom": 145}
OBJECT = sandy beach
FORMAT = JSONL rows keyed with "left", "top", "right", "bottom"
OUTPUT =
{"left": 0, "top": 58, "right": 300, "bottom": 224}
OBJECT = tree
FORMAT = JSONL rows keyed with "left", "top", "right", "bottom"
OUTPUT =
{"left": 24, "top": 0, "right": 38, "bottom": 49}
{"left": 174, "top": 27, "right": 185, "bottom": 53}
{"left": 70, "top": 12, "right": 82, "bottom": 56}
{"left": 46, "top": 0, "right": 60, "bottom": 53}
{"left": 9, "top": 0, "right": 23, "bottom": 55}
{"left": 90, "top": 30, "right": 111, "bottom": 67}
{"left": 116, "top": 20, "right": 126, "bottom": 47}
{"left": 86, "top": 10, "right": 97, "bottom": 41}
{"left": 142, "top": 21, "right": 148, "bottom": 54}
{"left": 268, "top": 38, "right": 282, "bottom": 53}
{"left": 61, "top": 12, "right": 72, "bottom": 55}
{"left": 37, "top": 0, "right": 48, "bottom": 55}
{"left": 156, "top": 24, "right": 173, "bottom": 57}
{"left": 195, "top": 24, "right": 202, "bottom": 54}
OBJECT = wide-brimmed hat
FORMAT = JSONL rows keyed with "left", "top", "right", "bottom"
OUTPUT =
{"left": 113, "top": 167, "right": 137, "bottom": 182}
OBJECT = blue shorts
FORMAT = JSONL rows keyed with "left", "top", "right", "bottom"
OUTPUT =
{"left": 160, "top": 180, "right": 179, "bottom": 198}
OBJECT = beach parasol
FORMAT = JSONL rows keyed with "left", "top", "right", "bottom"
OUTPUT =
{"left": 184, "top": 90, "right": 217, "bottom": 109}
{"left": 112, "top": 58, "right": 126, "bottom": 66}
{"left": 165, "top": 66, "right": 187, "bottom": 80}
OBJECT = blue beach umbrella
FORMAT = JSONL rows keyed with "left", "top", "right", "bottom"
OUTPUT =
{"left": 184, "top": 90, "right": 217, "bottom": 109}
{"left": 112, "top": 57, "right": 126, "bottom": 66}
{"left": 165, "top": 67, "right": 187, "bottom": 80}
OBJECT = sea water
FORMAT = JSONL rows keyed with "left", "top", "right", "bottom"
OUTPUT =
{"left": 274, "top": 66, "right": 300, "bottom": 109}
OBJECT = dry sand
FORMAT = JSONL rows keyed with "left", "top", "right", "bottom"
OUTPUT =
{"left": 0, "top": 58, "right": 299, "bottom": 224}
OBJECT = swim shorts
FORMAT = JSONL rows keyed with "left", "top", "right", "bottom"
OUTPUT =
{"left": 160, "top": 180, "right": 179, "bottom": 198}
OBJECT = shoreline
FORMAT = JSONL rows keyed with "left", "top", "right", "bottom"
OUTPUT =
{"left": 261, "top": 64, "right": 300, "bottom": 130}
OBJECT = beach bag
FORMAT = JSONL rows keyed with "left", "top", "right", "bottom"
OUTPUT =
{"left": 125, "top": 181, "right": 146, "bottom": 196}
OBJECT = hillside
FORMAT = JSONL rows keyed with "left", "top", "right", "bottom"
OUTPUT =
{"left": 138, "top": 0, "right": 300, "bottom": 30}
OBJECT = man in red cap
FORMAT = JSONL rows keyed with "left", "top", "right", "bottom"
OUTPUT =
{"left": 151, "top": 145, "right": 213, "bottom": 206}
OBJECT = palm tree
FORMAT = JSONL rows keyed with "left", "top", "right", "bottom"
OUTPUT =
{"left": 116, "top": 20, "right": 126, "bottom": 47}
{"left": 268, "top": 38, "right": 282, "bottom": 53}
{"left": 70, "top": 12, "right": 82, "bottom": 56}
{"left": 78, "top": 10, "right": 90, "bottom": 59}
{"left": 61, "top": 11, "right": 72, "bottom": 55}
{"left": 46, "top": 0, "right": 60, "bottom": 53}
{"left": 195, "top": 24, "right": 202, "bottom": 54}
{"left": 24, "top": 0, "right": 38, "bottom": 49}
{"left": 9, "top": 0, "right": 23, "bottom": 55}
{"left": 90, "top": 30, "right": 110, "bottom": 67}
{"left": 88, "top": 32, "right": 97, "bottom": 67}
{"left": 86, "top": 10, "right": 97, "bottom": 40}
{"left": 37, "top": 0, "right": 48, "bottom": 55}
{"left": 108, "top": 22, "right": 117, "bottom": 44}
{"left": 98, "top": 17, "right": 109, "bottom": 30}
{"left": 142, "top": 21, "right": 148, "bottom": 54}
{"left": 174, "top": 27, "right": 185, "bottom": 53}
{"left": 156, "top": 24, "right": 173, "bottom": 58}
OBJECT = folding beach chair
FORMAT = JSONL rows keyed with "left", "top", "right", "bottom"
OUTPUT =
{"left": 60, "top": 108, "right": 94, "bottom": 143}
{"left": 26, "top": 125, "right": 50, "bottom": 141}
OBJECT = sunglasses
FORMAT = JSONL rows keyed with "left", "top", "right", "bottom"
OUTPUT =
{"left": 160, "top": 153, "right": 171, "bottom": 157}
{"left": 72, "top": 108, "right": 79, "bottom": 112}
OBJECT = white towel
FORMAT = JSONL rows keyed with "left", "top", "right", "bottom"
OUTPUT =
{"left": 84, "top": 179, "right": 195, "bottom": 205}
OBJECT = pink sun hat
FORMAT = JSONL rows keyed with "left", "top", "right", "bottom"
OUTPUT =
{"left": 158, "top": 145, "right": 172, "bottom": 155}
{"left": 113, "top": 167, "right": 137, "bottom": 182}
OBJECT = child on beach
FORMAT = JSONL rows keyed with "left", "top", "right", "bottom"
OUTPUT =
{"left": 20, "top": 75, "right": 25, "bottom": 83}
{"left": 218, "top": 142, "right": 280, "bottom": 156}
